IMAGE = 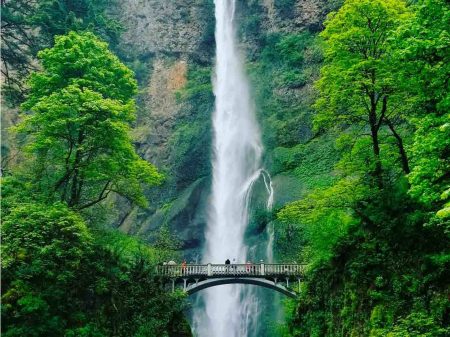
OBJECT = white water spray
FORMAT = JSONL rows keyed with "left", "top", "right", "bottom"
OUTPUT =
{"left": 194, "top": 1, "right": 266, "bottom": 336}
{"left": 262, "top": 169, "right": 275, "bottom": 263}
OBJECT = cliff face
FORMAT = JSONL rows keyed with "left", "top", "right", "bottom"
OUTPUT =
{"left": 114, "top": 0, "right": 338, "bottom": 260}
{"left": 108, "top": 0, "right": 214, "bottom": 256}
{"left": 256, "top": 0, "right": 332, "bottom": 33}
{"left": 119, "top": 0, "right": 211, "bottom": 58}
{"left": 117, "top": 0, "right": 213, "bottom": 166}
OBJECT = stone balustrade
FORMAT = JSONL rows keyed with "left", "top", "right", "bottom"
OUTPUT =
{"left": 156, "top": 263, "right": 304, "bottom": 278}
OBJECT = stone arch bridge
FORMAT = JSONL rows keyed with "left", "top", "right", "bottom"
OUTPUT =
{"left": 156, "top": 263, "right": 305, "bottom": 298}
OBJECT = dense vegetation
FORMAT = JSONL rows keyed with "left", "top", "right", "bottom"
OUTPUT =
{"left": 2, "top": 197, "right": 189, "bottom": 337}
{"left": 1, "top": 0, "right": 120, "bottom": 105}
{"left": 275, "top": 0, "right": 449, "bottom": 335}
{"left": 1, "top": 2, "right": 191, "bottom": 335}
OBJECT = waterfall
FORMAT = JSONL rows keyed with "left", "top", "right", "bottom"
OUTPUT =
{"left": 262, "top": 169, "right": 274, "bottom": 211}
{"left": 193, "top": 0, "right": 265, "bottom": 336}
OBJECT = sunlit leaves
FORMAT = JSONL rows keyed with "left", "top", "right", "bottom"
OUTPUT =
{"left": 286, "top": 1, "right": 450, "bottom": 335}
{"left": 18, "top": 32, "right": 163, "bottom": 209}
{"left": 399, "top": 0, "right": 450, "bottom": 222}
{"left": 278, "top": 177, "right": 367, "bottom": 263}
{"left": 1, "top": 197, "right": 189, "bottom": 337}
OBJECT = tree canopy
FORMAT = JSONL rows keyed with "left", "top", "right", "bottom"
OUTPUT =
{"left": 17, "top": 31, "right": 163, "bottom": 210}
{"left": 399, "top": 0, "right": 450, "bottom": 221}
{"left": 315, "top": 0, "right": 412, "bottom": 185}
{"left": 1, "top": 0, "right": 120, "bottom": 104}
{"left": 279, "top": 1, "right": 450, "bottom": 335}
{"left": 1, "top": 194, "right": 191, "bottom": 337}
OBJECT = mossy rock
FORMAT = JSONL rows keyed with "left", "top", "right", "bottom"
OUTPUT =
{"left": 138, "top": 176, "right": 210, "bottom": 257}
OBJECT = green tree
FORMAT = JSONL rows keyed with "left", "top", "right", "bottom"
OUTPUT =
{"left": 278, "top": 176, "right": 367, "bottom": 264}
{"left": 17, "top": 31, "right": 162, "bottom": 210}
{"left": 1, "top": 186, "right": 192, "bottom": 337}
{"left": 315, "top": 0, "right": 412, "bottom": 186}
{"left": 400, "top": 0, "right": 450, "bottom": 222}
{"left": 281, "top": 1, "right": 450, "bottom": 335}
{"left": 2, "top": 201, "right": 95, "bottom": 337}
{"left": 1, "top": 0, "right": 120, "bottom": 104}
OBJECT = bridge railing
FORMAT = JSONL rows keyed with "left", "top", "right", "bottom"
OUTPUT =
{"left": 156, "top": 263, "right": 304, "bottom": 278}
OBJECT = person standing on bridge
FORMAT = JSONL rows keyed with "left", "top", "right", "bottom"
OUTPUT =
{"left": 182, "top": 260, "right": 187, "bottom": 275}
{"left": 225, "top": 258, "right": 230, "bottom": 272}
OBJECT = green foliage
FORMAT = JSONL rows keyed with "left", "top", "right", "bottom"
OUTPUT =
{"left": 275, "top": 33, "right": 318, "bottom": 88}
{"left": 282, "top": 1, "right": 450, "bottom": 336}
{"left": 250, "top": 31, "right": 322, "bottom": 151}
{"left": 259, "top": 32, "right": 320, "bottom": 89}
{"left": 17, "top": 31, "right": 162, "bottom": 209}
{"left": 273, "top": 135, "right": 339, "bottom": 188}
{"left": 1, "top": 184, "right": 191, "bottom": 337}
{"left": 2, "top": 201, "right": 93, "bottom": 336}
{"left": 168, "top": 65, "right": 213, "bottom": 188}
{"left": 374, "top": 311, "right": 449, "bottom": 337}
{"left": 2, "top": 30, "right": 189, "bottom": 335}
{"left": 31, "top": 0, "right": 121, "bottom": 46}
{"left": 23, "top": 31, "right": 136, "bottom": 105}
{"left": 398, "top": 0, "right": 450, "bottom": 223}
{"left": 289, "top": 185, "right": 449, "bottom": 336}
{"left": 315, "top": 0, "right": 413, "bottom": 185}
{"left": 152, "top": 225, "right": 183, "bottom": 263}
{"left": 279, "top": 177, "right": 366, "bottom": 264}
{"left": 1, "top": 0, "right": 121, "bottom": 104}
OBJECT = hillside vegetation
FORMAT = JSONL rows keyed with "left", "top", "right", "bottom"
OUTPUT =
{"left": 275, "top": 0, "right": 449, "bottom": 336}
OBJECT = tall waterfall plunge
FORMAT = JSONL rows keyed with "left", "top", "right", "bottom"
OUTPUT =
{"left": 193, "top": 1, "right": 271, "bottom": 336}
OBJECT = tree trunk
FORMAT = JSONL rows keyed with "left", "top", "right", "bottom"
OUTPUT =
{"left": 369, "top": 95, "right": 383, "bottom": 188}
{"left": 68, "top": 150, "right": 81, "bottom": 207}
{"left": 370, "top": 125, "right": 383, "bottom": 188}
{"left": 385, "top": 118, "right": 410, "bottom": 174}
{"left": 68, "top": 131, "right": 84, "bottom": 207}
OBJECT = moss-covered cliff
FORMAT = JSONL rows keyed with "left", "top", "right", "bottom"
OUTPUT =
{"left": 112, "top": 0, "right": 341, "bottom": 262}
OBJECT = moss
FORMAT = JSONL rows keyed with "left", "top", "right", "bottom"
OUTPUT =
{"left": 248, "top": 32, "right": 323, "bottom": 152}
{"left": 167, "top": 65, "right": 214, "bottom": 188}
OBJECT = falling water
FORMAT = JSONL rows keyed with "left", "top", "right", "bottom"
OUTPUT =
{"left": 193, "top": 0, "right": 265, "bottom": 336}
{"left": 262, "top": 169, "right": 275, "bottom": 263}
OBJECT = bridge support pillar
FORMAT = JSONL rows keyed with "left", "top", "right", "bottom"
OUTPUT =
{"left": 207, "top": 263, "right": 212, "bottom": 276}
{"left": 297, "top": 278, "right": 301, "bottom": 293}
{"left": 274, "top": 277, "right": 277, "bottom": 285}
{"left": 286, "top": 278, "right": 289, "bottom": 288}
{"left": 195, "top": 279, "right": 199, "bottom": 286}
{"left": 172, "top": 279, "right": 175, "bottom": 292}
{"left": 183, "top": 279, "right": 187, "bottom": 291}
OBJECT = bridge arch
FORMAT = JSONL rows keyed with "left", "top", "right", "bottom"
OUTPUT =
{"left": 186, "top": 277, "right": 297, "bottom": 298}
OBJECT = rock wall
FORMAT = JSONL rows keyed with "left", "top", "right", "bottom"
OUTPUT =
{"left": 260, "top": 0, "right": 333, "bottom": 32}
{"left": 118, "top": 0, "right": 211, "bottom": 59}
{"left": 111, "top": 0, "right": 215, "bottom": 257}
{"left": 135, "top": 58, "right": 188, "bottom": 166}
{"left": 115, "top": 0, "right": 338, "bottom": 260}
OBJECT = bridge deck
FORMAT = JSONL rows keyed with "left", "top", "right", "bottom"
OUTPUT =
{"left": 156, "top": 263, "right": 304, "bottom": 278}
